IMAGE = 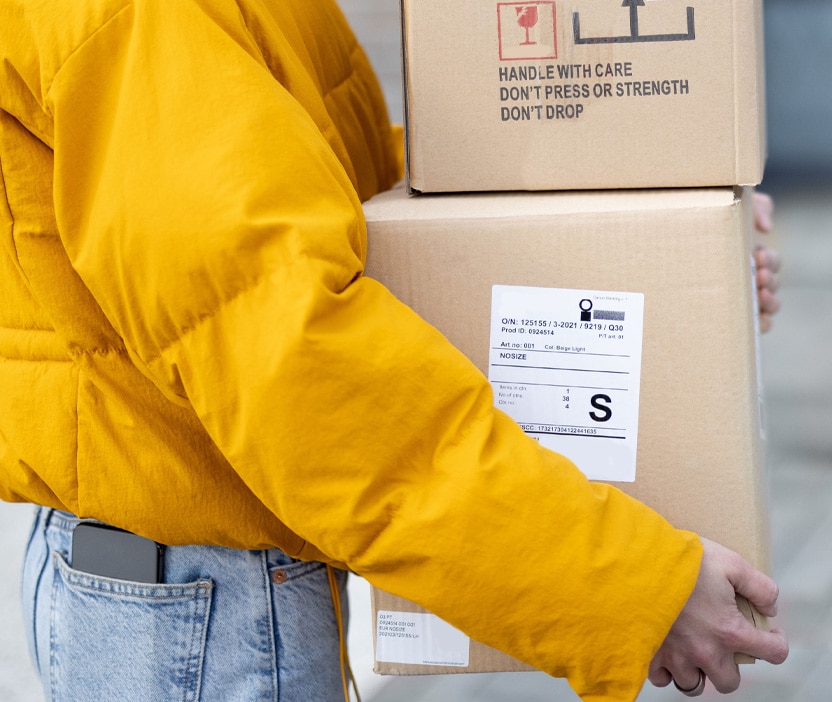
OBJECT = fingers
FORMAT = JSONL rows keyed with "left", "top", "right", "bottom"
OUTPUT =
{"left": 675, "top": 669, "right": 710, "bottom": 696}
{"left": 754, "top": 243, "right": 781, "bottom": 333}
{"left": 722, "top": 546, "right": 780, "bottom": 617}
{"left": 652, "top": 631, "right": 787, "bottom": 696}
{"left": 726, "top": 626, "right": 789, "bottom": 671}
{"left": 703, "top": 537, "right": 780, "bottom": 617}
{"left": 752, "top": 191, "right": 774, "bottom": 233}
{"left": 758, "top": 288, "right": 781, "bottom": 317}
{"left": 757, "top": 264, "right": 781, "bottom": 299}
{"left": 706, "top": 662, "right": 740, "bottom": 694}
{"left": 745, "top": 628, "right": 790, "bottom": 667}
{"left": 755, "top": 243, "right": 782, "bottom": 278}
{"left": 706, "top": 541, "right": 790, "bottom": 666}
{"left": 651, "top": 665, "right": 739, "bottom": 696}
{"left": 650, "top": 538, "right": 789, "bottom": 694}
{"left": 651, "top": 538, "right": 789, "bottom": 672}
{"left": 647, "top": 665, "right": 672, "bottom": 688}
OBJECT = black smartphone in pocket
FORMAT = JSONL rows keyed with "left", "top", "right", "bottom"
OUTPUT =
{"left": 71, "top": 522, "right": 165, "bottom": 583}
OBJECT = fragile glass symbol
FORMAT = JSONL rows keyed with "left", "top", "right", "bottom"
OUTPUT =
{"left": 516, "top": 6, "right": 539, "bottom": 45}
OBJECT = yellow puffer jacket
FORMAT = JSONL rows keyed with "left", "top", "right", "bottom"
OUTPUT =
{"left": 0, "top": 0, "right": 701, "bottom": 698}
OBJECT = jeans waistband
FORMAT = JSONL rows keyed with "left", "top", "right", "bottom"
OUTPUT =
{"left": 44, "top": 508, "right": 101, "bottom": 533}
{"left": 37, "top": 507, "right": 300, "bottom": 569}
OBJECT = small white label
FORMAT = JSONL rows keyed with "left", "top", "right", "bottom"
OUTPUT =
{"left": 376, "top": 611, "right": 470, "bottom": 667}
{"left": 489, "top": 285, "right": 645, "bottom": 482}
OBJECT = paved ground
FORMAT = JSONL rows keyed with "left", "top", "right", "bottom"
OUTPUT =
{"left": 1, "top": 4, "right": 831, "bottom": 700}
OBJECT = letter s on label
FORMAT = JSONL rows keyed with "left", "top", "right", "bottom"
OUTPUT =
{"left": 589, "top": 394, "right": 613, "bottom": 422}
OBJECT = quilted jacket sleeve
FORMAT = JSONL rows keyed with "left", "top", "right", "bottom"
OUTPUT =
{"left": 43, "top": 2, "right": 701, "bottom": 699}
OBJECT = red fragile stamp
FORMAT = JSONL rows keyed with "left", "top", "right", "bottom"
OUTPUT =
{"left": 497, "top": 2, "right": 557, "bottom": 60}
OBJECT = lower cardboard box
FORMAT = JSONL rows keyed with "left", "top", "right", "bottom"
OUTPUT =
{"left": 363, "top": 184, "right": 770, "bottom": 675}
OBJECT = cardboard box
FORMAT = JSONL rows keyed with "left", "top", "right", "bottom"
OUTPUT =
{"left": 364, "top": 183, "right": 770, "bottom": 674}
{"left": 402, "top": 0, "right": 766, "bottom": 192}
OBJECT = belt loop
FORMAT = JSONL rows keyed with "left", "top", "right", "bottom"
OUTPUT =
{"left": 40, "top": 506, "right": 56, "bottom": 530}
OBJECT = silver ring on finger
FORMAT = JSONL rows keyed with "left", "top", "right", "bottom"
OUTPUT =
{"left": 673, "top": 669, "right": 706, "bottom": 697}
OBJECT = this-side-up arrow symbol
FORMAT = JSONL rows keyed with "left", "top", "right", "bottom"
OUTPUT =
{"left": 574, "top": 1, "right": 695, "bottom": 45}
{"left": 623, "top": 0, "right": 645, "bottom": 38}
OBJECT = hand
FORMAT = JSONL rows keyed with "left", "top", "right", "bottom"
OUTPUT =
{"left": 648, "top": 537, "right": 789, "bottom": 695}
{"left": 752, "top": 191, "right": 782, "bottom": 333}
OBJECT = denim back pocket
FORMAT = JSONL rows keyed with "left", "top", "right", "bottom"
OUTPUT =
{"left": 51, "top": 554, "right": 213, "bottom": 702}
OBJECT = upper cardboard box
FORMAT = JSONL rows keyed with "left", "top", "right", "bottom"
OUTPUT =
{"left": 402, "top": 0, "right": 766, "bottom": 192}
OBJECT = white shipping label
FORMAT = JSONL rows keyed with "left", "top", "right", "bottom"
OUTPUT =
{"left": 376, "top": 611, "right": 470, "bottom": 667}
{"left": 489, "top": 285, "right": 645, "bottom": 482}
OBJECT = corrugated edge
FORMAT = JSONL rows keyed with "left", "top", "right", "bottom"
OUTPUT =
{"left": 399, "top": 0, "right": 419, "bottom": 194}
{"left": 734, "top": 0, "right": 767, "bottom": 185}
{"left": 364, "top": 182, "right": 740, "bottom": 224}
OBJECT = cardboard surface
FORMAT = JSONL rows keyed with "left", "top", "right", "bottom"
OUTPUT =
{"left": 402, "top": 0, "right": 766, "bottom": 192}
{"left": 364, "top": 184, "right": 770, "bottom": 674}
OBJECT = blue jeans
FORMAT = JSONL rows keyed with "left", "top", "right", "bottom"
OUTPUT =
{"left": 21, "top": 508, "right": 349, "bottom": 701}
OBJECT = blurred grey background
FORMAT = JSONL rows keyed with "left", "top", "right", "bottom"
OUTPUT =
{"left": 762, "top": 0, "right": 832, "bottom": 189}
{"left": 1, "top": 2, "right": 830, "bottom": 700}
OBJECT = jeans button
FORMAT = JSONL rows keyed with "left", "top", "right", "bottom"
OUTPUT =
{"left": 272, "top": 569, "right": 287, "bottom": 584}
